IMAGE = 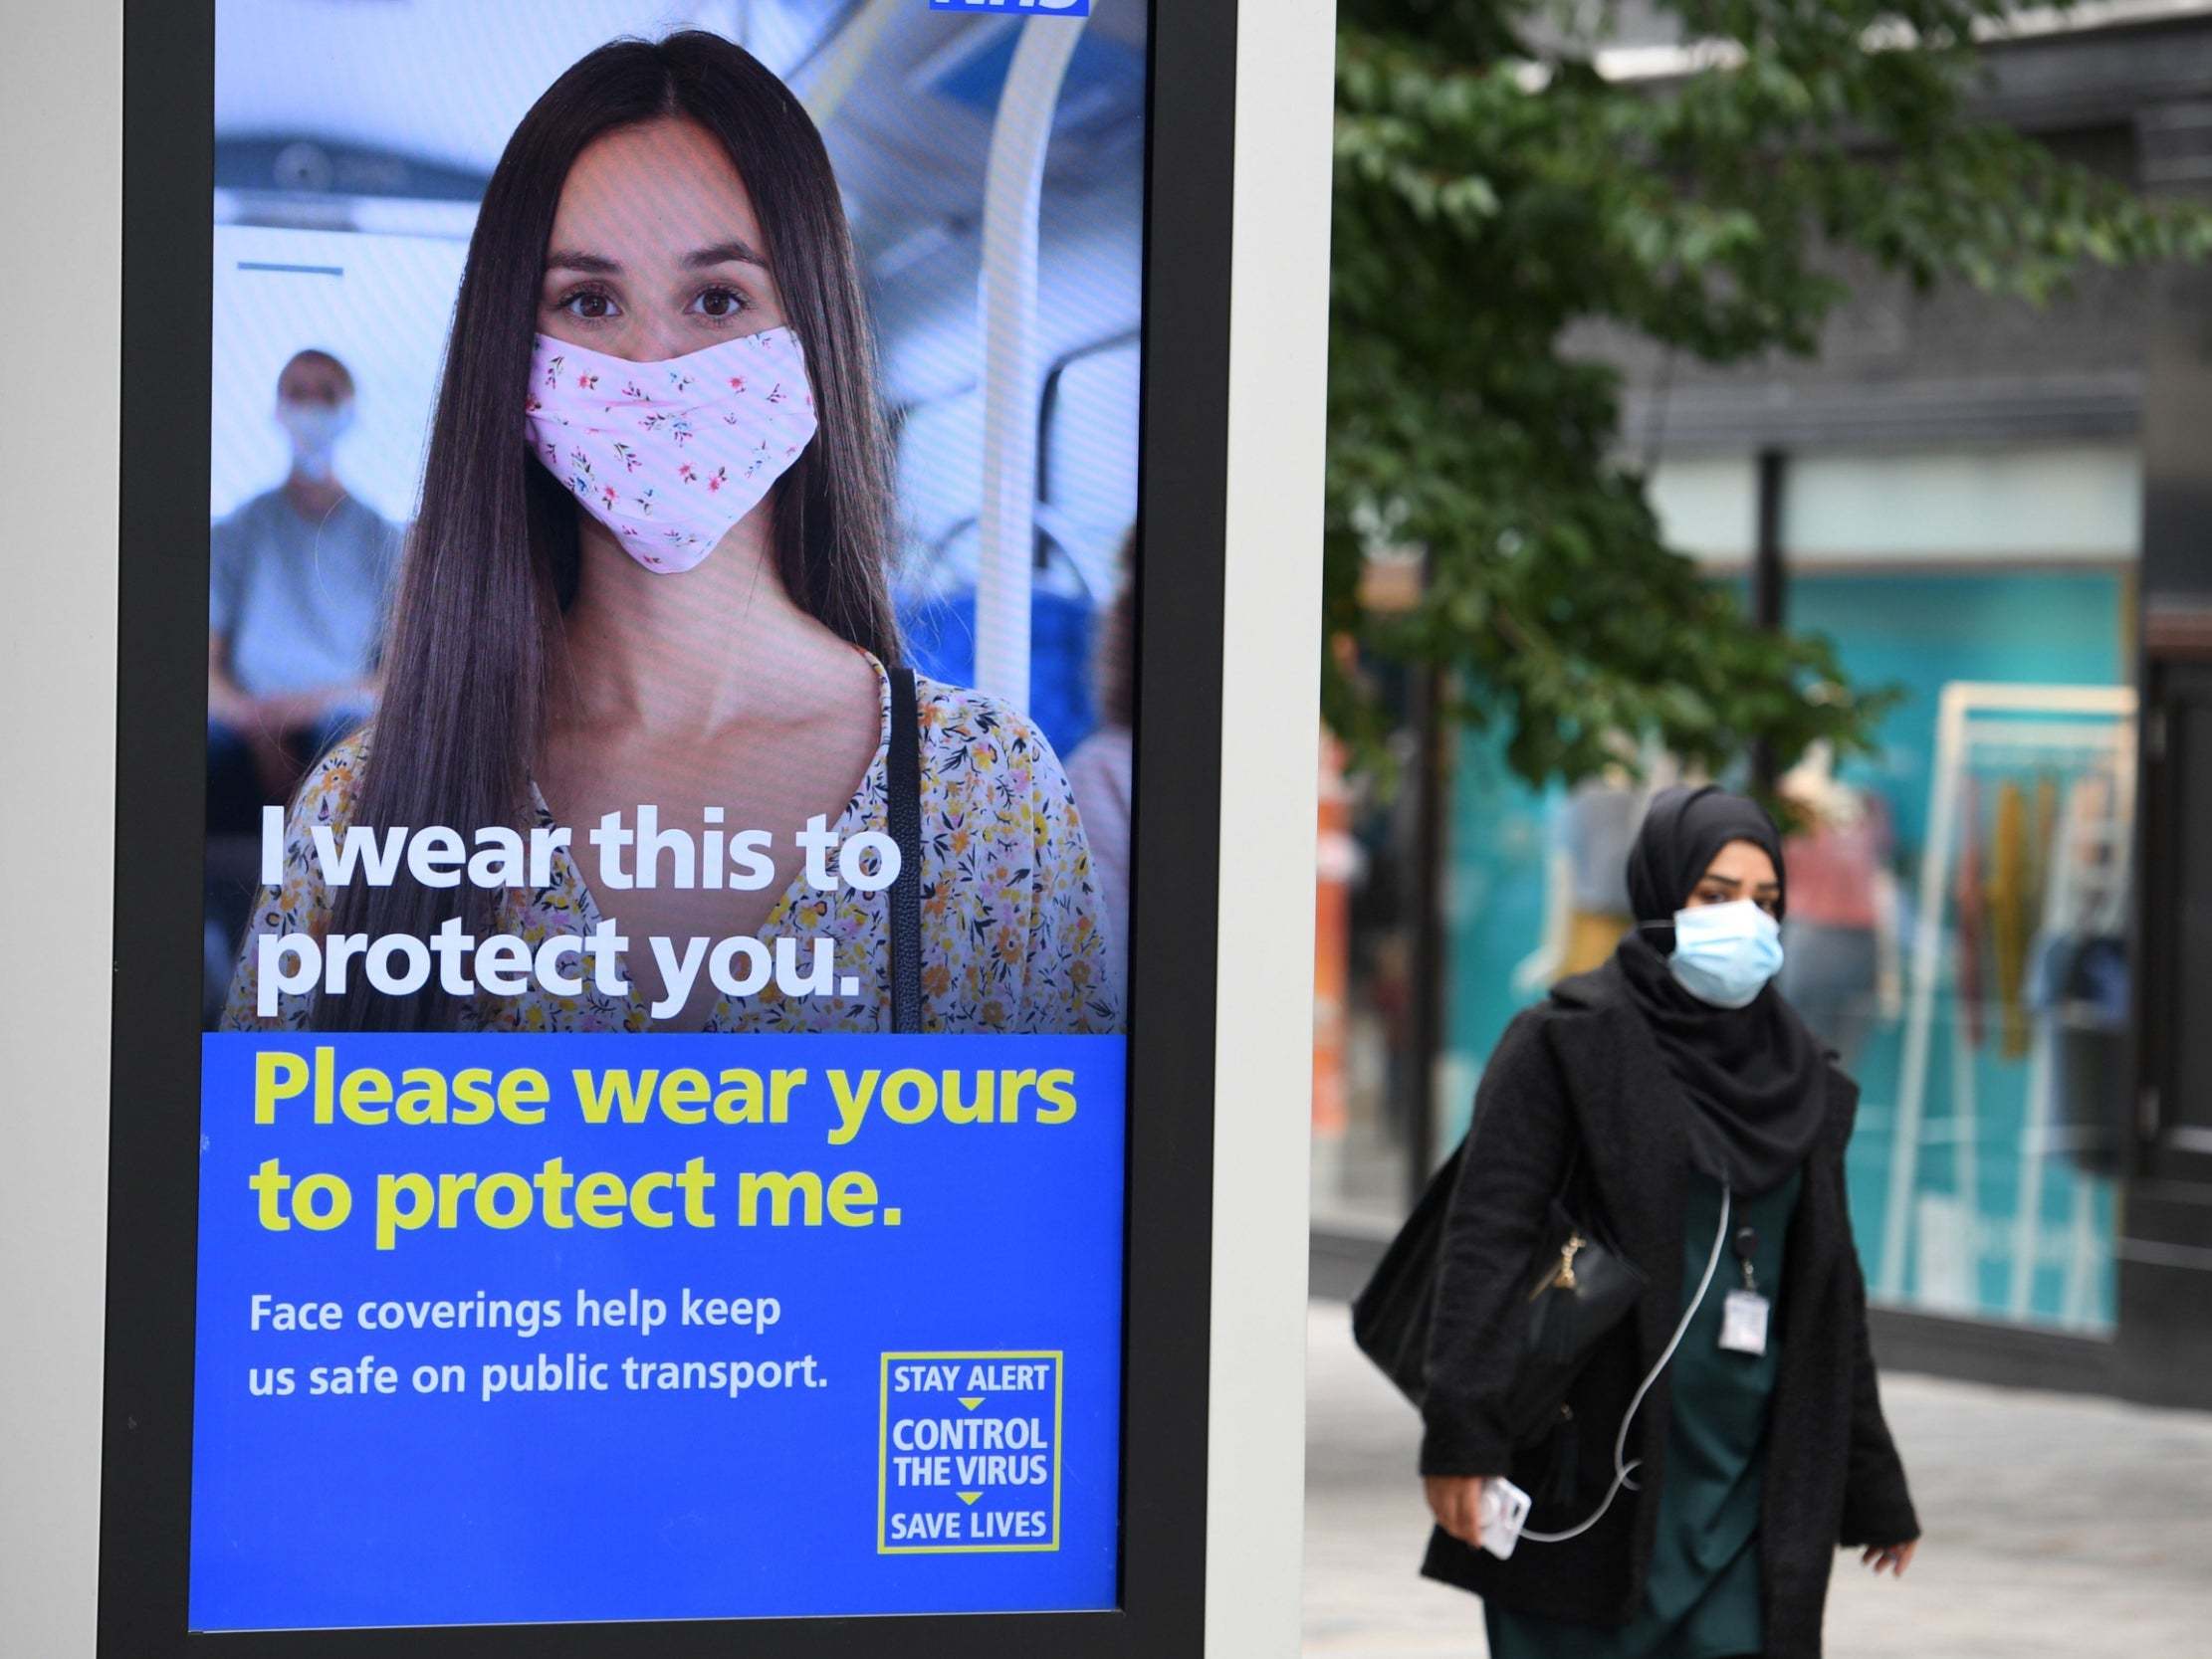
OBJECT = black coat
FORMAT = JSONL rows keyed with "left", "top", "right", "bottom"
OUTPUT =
{"left": 1418, "top": 960, "right": 1919, "bottom": 1659}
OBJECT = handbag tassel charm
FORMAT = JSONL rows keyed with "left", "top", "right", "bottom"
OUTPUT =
{"left": 1534, "top": 1233, "right": 1586, "bottom": 1299}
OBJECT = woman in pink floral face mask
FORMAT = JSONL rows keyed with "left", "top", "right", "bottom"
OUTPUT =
{"left": 515, "top": 103, "right": 871, "bottom": 1035}
{"left": 221, "top": 32, "right": 1118, "bottom": 1043}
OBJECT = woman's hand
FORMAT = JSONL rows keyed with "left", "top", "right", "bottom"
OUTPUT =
{"left": 1860, "top": 1539, "right": 1917, "bottom": 1577}
{"left": 1424, "top": 1474, "right": 1494, "bottom": 1550}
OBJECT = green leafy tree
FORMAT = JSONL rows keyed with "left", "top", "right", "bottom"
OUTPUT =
{"left": 1329, "top": 0, "right": 2211, "bottom": 785}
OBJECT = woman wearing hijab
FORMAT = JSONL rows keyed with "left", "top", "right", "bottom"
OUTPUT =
{"left": 1416, "top": 785, "right": 1919, "bottom": 1659}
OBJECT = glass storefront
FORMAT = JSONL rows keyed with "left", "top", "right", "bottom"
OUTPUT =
{"left": 1793, "top": 571, "right": 2133, "bottom": 1334}
{"left": 1418, "top": 562, "right": 2136, "bottom": 1337}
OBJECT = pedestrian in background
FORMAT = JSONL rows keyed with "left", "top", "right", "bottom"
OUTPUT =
{"left": 1418, "top": 784, "right": 1920, "bottom": 1658}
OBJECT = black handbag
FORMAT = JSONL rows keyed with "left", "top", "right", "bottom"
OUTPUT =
{"left": 1352, "top": 1134, "right": 1646, "bottom": 1449}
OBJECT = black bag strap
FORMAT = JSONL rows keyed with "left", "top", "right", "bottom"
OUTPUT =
{"left": 1552, "top": 1140, "right": 1585, "bottom": 1211}
{"left": 887, "top": 665, "right": 925, "bottom": 1034}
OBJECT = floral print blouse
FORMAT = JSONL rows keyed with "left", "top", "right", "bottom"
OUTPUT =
{"left": 221, "top": 653, "right": 1120, "bottom": 1035}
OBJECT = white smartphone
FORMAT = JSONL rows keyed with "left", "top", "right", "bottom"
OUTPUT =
{"left": 1477, "top": 1477, "right": 1533, "bottom": 1560}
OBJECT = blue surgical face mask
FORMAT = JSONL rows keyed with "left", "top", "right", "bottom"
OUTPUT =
{"left": 1666, "top": 899, "right": 1783, "bottom": 1009}
{"left": 276, "top": 398, "right": 354, "bottom": 481}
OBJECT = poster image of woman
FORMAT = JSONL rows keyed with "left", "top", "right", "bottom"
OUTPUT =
{"left": 221, "top": 32, "right": 1117, "bottom": 1038}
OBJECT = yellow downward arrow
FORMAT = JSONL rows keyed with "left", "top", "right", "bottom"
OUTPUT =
{"left": 960, "top": 1397, "right": 984, "bottom": 1410}
{"left": 958, "top": 1491, "right": 982, "bottom": 1505}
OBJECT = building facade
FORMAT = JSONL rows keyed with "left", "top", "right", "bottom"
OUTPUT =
{"left": 1312, "top": 5, "right": 2212, "bottom": 1411}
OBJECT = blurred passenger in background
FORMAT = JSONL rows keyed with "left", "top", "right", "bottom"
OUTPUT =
{"left": 1065, "top": 563, "right": 1135, "bottom": 1017}
{"left": 206, "top": 347, "right": 401, "bottom": 830}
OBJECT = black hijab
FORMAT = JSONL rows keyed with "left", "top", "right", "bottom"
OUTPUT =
{"left": 1613, "top": 784, "right": 1828, "bottom": 1196}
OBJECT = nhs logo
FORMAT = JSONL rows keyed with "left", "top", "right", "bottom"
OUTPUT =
{"left": 930, "top": 0, "right": 1090, "bottom": 14}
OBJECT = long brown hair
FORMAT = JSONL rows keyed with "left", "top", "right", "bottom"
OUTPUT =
{"left": 322, "top": 32, "right": 899, "bottom": 1030}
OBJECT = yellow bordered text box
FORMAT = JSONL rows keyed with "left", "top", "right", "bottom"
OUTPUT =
{"left": 877, "top": 1349, "right": 1064, "bottom": 1555}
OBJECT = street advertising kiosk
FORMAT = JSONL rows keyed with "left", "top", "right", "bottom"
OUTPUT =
{"left": 0, "top": 0, "right": 1330, "bottom": 1653}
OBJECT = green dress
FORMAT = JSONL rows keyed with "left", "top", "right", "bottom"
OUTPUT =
{"left": 1485, "top": 1168, "right": 1804, "bottom": 1659}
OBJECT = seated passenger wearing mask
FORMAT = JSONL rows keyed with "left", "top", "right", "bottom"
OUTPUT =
{"left": 207, "top": 347, "right": 403, "bottom": 828}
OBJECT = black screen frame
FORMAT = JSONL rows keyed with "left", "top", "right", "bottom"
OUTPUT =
{"left": 99, "top": 1, "right": 1235, "bottom": 1651}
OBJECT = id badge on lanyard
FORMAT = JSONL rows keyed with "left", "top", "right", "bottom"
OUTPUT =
{"left": 1718, "top": 1216, "right": 1770, "bottom": 1356}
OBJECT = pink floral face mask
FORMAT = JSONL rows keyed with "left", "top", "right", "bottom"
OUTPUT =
{"left": 525, "top": 327, "right": 818, "bottom": 573}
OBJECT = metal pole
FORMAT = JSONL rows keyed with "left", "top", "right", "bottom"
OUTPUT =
{"left": 974, "top": 17, "right": 1088, "bottom": 711}
{"left": 1751, "top": 446, "right": 1787, "bottom": 794}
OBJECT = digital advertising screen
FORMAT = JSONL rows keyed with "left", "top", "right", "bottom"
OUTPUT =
{"left": 186, "top": 0, "right": 1149, "bottom": 1632}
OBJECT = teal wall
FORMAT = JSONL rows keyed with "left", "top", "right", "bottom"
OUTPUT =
{"left": 1790, "top": 572, "right": 2127, "bottom": 851}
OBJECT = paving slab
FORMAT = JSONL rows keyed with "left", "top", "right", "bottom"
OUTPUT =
{"left": 1303, "top": 1300, "right": 2212, "bottom": 1657}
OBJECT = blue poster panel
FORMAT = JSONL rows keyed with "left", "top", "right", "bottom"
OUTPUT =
{"left": 191, "top": 1034, "right": 1124, "bottom": 1627}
